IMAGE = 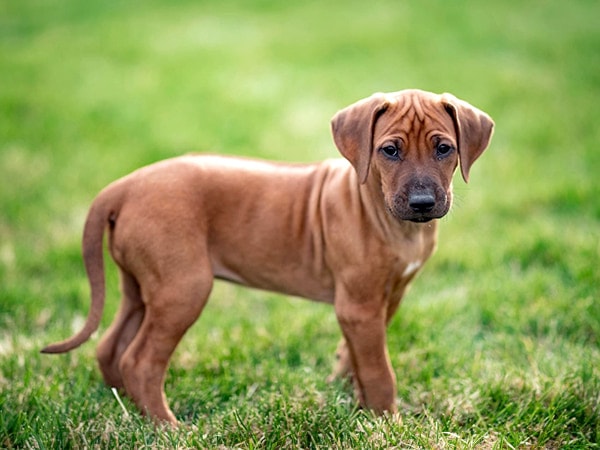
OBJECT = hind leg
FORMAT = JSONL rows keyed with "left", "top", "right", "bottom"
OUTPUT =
{"left": 96, "top": 270, "right": 144, "bottom": 389}
{"left": 328, "top": 338, "right": 353, "bottom": 383}
{"left": 119, "top": 271, "right": 213, "bottom": 425}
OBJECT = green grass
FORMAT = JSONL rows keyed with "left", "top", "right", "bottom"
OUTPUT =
{"left": 1, "top": 0, "right": 599, "bottom": 448}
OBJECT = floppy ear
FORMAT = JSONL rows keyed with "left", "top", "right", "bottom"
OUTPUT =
{"left": 441, "top": 93, "right": 494, "bottom": 183}
{"left": 331, "top": 93, "right": 390, "bottom": 184}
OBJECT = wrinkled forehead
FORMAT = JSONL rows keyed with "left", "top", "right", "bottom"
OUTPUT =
{"left": 374, "top": 92, "right": 456, "bottom": 142}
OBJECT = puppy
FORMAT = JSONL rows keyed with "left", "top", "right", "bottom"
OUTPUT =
{"left": 43, "top": 89, "right": 494, "bottom": 424}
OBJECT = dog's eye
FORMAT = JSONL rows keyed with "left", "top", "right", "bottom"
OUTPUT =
{"left": 436, "top": 143, "right": 454, "bottom": 159}
{"left": 380, "top": 145, "right": 400, "bottom": 160}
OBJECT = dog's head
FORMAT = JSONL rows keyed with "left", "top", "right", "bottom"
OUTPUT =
{"left": 331, "top": 89, "right": 494, "bottom": 223}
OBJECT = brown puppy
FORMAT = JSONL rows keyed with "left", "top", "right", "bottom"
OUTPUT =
{"left": 42, "top": 89, "right": 494, "bottom": 425}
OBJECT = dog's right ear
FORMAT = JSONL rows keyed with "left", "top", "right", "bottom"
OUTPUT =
{"left": 331, "top": 93, "right": 390, "bottom": 184}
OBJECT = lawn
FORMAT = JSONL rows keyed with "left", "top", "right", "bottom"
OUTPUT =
{"left": 1, "top": 0, "right": 599, "bottom": 448}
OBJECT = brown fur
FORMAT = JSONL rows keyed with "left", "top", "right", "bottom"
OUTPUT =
{"left": 42, "top": 89, "right": 494, "bottom": 424}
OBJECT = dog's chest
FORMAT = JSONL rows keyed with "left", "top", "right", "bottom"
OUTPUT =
{"left": 386, "top": 223, "right": 438, "bottom": 289}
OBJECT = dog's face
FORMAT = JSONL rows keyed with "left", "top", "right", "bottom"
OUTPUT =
{"left": 371, "top": 97, "right": 460, "bottom": 222}
{"left": 331, "top": 89, "right": 494, "bottom": 223}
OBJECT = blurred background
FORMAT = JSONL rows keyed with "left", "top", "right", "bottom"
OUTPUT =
{"left": 1, "top": 0, "right": 599, "bottom": 446}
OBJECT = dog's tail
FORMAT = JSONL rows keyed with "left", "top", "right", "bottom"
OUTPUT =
{"left": 41, "top": 184, "right": 123, "bottom": 354}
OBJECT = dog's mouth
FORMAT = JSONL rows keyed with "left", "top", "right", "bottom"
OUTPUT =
{"left": 408, "top": 216, "right": 436, "bottom": 223}
{"left": 386, "top": 205, "right": 445, "bottom": 223}
{"left": 403, "top": 211, "right": 447, "bottom": 223}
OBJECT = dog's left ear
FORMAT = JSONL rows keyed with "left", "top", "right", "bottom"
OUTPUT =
{"left": 441, "top": 94, "right": 495, "bottom": 183}
{"left": 331, "top": 93, "right": 390, "bottom": 184}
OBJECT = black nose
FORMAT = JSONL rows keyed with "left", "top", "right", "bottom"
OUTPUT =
{"left": 408, "top": 193, "right": 436, "bottom": 213}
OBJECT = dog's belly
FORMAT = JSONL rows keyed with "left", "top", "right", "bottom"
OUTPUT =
{"left": 210, "top": 246, "right": 336, "bottom": 303}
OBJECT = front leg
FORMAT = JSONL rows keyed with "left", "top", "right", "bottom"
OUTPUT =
{"left": 334, "top": 294, "right": 397, "bottom": 414}
{"left": 328, "top": 289, "right": 405, "bottom": 385}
